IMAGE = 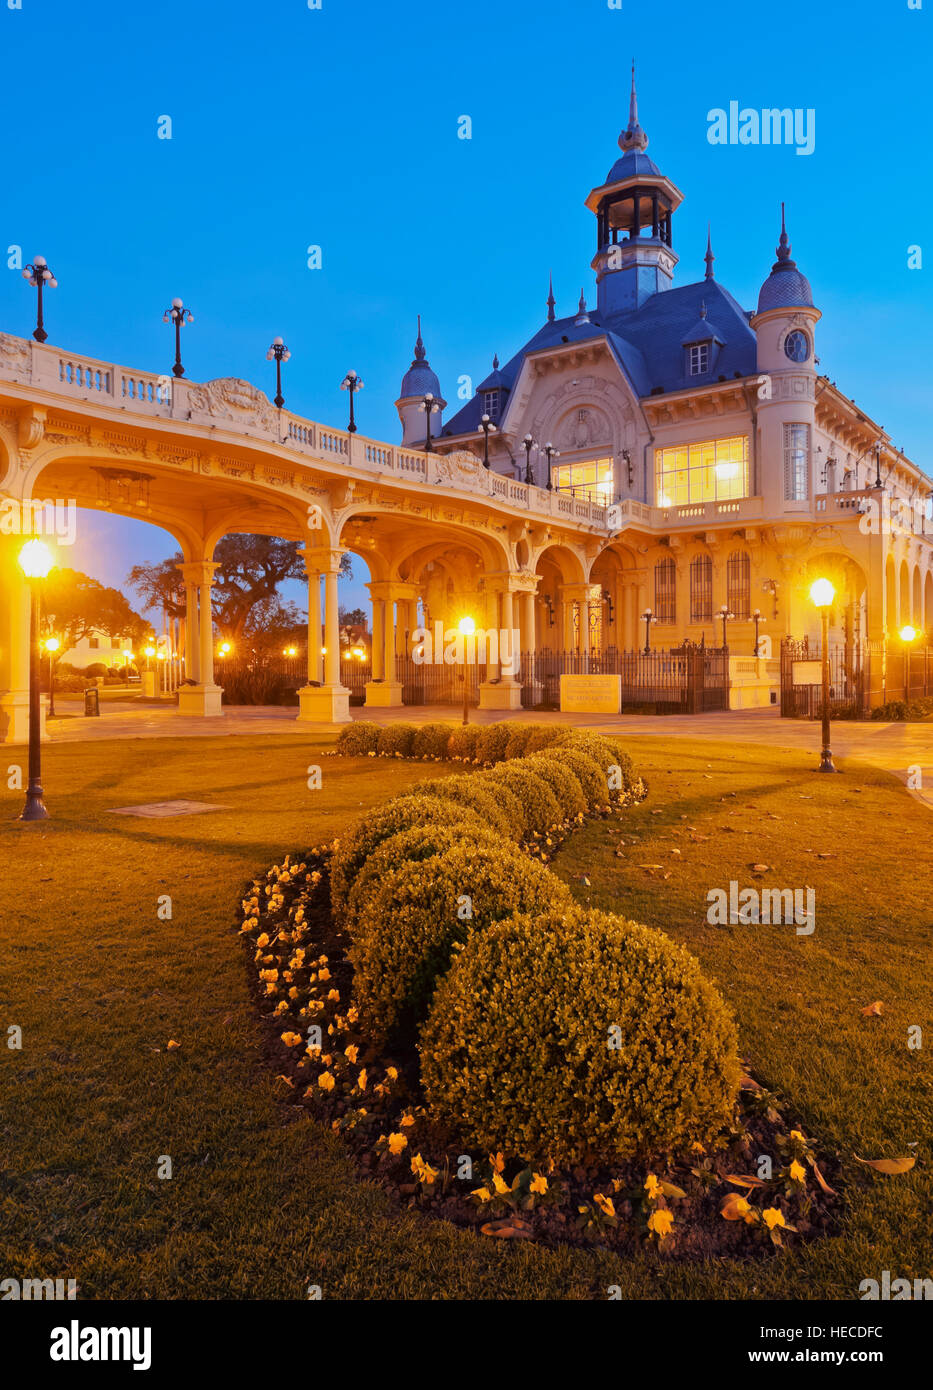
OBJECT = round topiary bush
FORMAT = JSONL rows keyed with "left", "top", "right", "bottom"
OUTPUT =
{"left": 479, "top": 761, "right": 562, "bottom": 836}
{"left": 412, "top": 722, "right": 454, "bottom": 761}
{"left": 446, "top": 724, "right": 480, "bottom": 762}
{"left": 475, "top": 721, "right": 511, "bottom": 766}
{"left": 557, "top": 729, "right": 636, "bottom": 793}
{"left": 344, "top": 821, "right": 501, "bottom": 934}
{"left": 523, "top": 725, "right": 566, "bottom": 755}
{"left": 420, "top": 906, "right": 740, "bottom": 1165}
{"left": 349, "top": 841, "right": 566, "bottom": 1042}
{"left": 376, "top": 723, "right": 417, "bottom": 758}
{"left": 330, "top": 795, "right": 479, "bottom": 921}
{"left": 533, "top": 745, "right": 608, "bottom": 811}
{"left": 521, "top": 752, "right": 587, "bottom": 821}
{"left": 335, "top": 721, "right": 382, "bottom": 756}
{"left": 503, "top": 723, "right": 536, "bottom": 760}
{"left": 397, "top": 774, "right": 520, "bottom": 841}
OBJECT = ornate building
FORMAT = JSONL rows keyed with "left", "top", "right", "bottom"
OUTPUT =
{"left": 399, "top": 71, "right": 933, "bottom": 672}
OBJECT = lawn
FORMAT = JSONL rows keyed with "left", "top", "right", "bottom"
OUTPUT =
{"left": 0, "top": 730, "right": 929, "bottom": 1300}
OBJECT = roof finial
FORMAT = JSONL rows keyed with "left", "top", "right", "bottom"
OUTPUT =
{"left": 414, "top": 314, "right": 425, "bottom": 361}
{"left": 619, "top": 59, "right": 649, "bottom": 153}
{"left": 704, "top": 223, "right": 715, "bottom": 280}
{"left": 492, "top": 352, "right": 499, "bottom": 370}
{"left": 574, "top": 288, "right": 590, "bottom": 325}
{"left": 773, "top": 202, "right": 797, "bottom": 269}
{"left": 546, "top": 271, "right": 556, "bottom": 322}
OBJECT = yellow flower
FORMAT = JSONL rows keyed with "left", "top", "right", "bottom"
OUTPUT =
{"left": 318, "top": 967, "right": 331, "bottom": 982}
{"left": 280, "top": 1032, "right": 303, "bottom": 1047}
{"left": 530, "top": 1173, "right": 548, "bottom": 1195}
{"left": 387, "top": 1132, "right": 408, "bottom": 1156}
{"left": 256, "top": 933, "right": 270, "bottom": 947}
{"left": 789, "top": 1159, "right": 806, "bottom": 1184}
{"left": 762, "top": 1207, "right": 786, "bottom": 1231}
{"left": 471, "top": 1186, "right": 492, "bottom": 1203}
{"left": 399, "top": 1113, "right": 416, "bottom": 1128}
{"left": 790, "top": 1130, "right": 805, "bottom": 1142}
{"left": 594, "top": 1193, "right": 616, "bottom": 1218}
{"left": 491, "top": 1172, "right": 510, "bottom": 1197}
{"left": 347, "top": 1007, "right": 359, "bottom": 1023}
{"left": 690, "top": 1141, "right": 706, "bottom": 1154}
{"left": 644, "top": 1173, "right": 661, "bottom": 1200}
{"left": 357, "top": 1068, "right": 368, "bottom": 1092}
{"left": 317, "top": 1071, "right": 335, "bottom": 1092}
{"left": 491, "top": 1152, "right": 506, "bottom": 1174}
{"left": 385, "top": 1066, "right": 398, "bottom": 1082}
{"left": 344, "top": 1044, "right": 359, "bottom": 1063}
{"left": 411, "top": 1154, "right": 439, "bottom": 1185}
{"left": 327, "top": 989, "right": 340, "bottom": 1003}
{"left": 648, "top": 1209, "right": 674, "bottom": 1239}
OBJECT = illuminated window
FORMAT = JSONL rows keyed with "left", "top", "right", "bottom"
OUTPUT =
{"left": 727, "top": 550, "right": 750, "bottom": 618}
{"left": 553, "top": 457, "right": 614, "bottom": 506}
{"left": 690, "top": 554, "right": 713, "bottom": 622}
{"left": 783, "top": 424, "right": 809, "bottom": 500}
{"left": 688, "top": 342, "right": 710, "bottom": 376}
{"left": 656, "top": 435, "right": 749, "bottom": 507}
{"left": 654, "top": 556, "right": 676, "bottom": 622}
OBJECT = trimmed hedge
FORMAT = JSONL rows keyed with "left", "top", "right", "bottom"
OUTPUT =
{"left": 344, "top": 821, "right": 499, "bottom": 935}
{"left": 376, "top": 723, "right": 417, "bottom": 758}
{"left": 556, "top": 729, "right": 637, "bottom": 793}
{"left": 397, "top": 774, "right": 520, "bottom": 841}
{"left": 420, "top": 906, "right": 740, "bottom": 1165}
{"left": 446, "top": 724, "right": 480, "bottom": 762}
{"left": 534, "top": 744, "right": 608, "bottom": 810}
{"left": 348, "top": 841, "right": 566, "bottom": 1042}
{"left": 412, "top": 722, "right": 455, "bottom": 760}
{"left": 475, "top": 722, "right": 512, "bottom": 766}
{"left": 521, "top": 752, "right": 587, "bottom": 821}
{"left": 335, "top": 721, "right": 382, "bottom": 756}
{"left": 478, "top": 762, "right": 562, "bottom": 837}
{"left": 330, "top": 794, "right": 478, "bottom": 922}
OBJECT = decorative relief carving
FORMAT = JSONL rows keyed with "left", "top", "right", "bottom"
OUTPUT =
{"left": 186, "top": 377, "right": 278, "bottom": 431}
{"left": 0, "top": 333, "right": 30, "bottom": 373}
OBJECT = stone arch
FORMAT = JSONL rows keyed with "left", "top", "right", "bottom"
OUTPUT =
{"left": 899, "top": 558, "right": 911, "bottom": 631}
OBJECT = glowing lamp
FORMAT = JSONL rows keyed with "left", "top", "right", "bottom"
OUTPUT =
{"left": 900, "top": 625, "right": 918, "bottom": 643}
{"left": 458, "top": 616, "right": 476, "bottom": 637}
{"left": 18, "top": 539, "right": 54, "bottom": 579}
{"left": 809, "top": 578, "right": 835, "bottom": 609}
{"left": 44, "top": 636, "right": 60, "bottom": 653}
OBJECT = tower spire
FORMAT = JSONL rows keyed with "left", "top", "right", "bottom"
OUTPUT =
{"left": 704, "top": 223, "right": 715, "bottom": 280}
{"left": 546, "top": 271, "right": 555, "bottom": 322}
{"left": 413, "top": 314, "right": 425, "bottom": 361}
{"left": 619, "top": 59, "right": 648, "bottom": 153}
{"left": 774, "top": 202, "right": 796, "bottom": 267}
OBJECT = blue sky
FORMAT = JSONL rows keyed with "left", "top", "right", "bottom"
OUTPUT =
{"left": 2, "top": 0, "right": 930, "bottom": 618}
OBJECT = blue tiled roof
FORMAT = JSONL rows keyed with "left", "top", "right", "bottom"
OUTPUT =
{"left": 757, "top": 265, "right": 813, "bottom": 312}
{"left": 441, "top": 279, "right": 757, "bottom": 438}
{"left": 399, "top": 360, "right": 441, "bottom": 399}
{"left": 604, "top": 150, "right": 663, "bottom": 185}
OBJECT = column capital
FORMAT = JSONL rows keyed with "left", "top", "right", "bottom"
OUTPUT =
{"left": 300, "top": 545, "right": 346, "bottom": 576}
{"left": 176, "top": 560, "right": 219, "bottom": 586}
{"left": 367, "top": 580, "right": 419, "bottom": 602}
{"left": 483, "top": 571, "right": 539, "bottom": 595}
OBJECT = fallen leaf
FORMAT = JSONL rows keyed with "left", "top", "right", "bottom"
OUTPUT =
{"left": 720, "top": 1193, "right": 750, "bottom": 1220}
{"left": 480, "top": 1219, "right": 534, "bottom": 1239}
{"left": 810, "top": 1161, "right": 837, "bottom": 1196}
{"left": 166, "top": 1039, "right": 181, "bottom": 1050}
{"left": 724, "top": 1173, "right": 767, "bottom": 1189}
{"left": 861, "top": 1001, "right": 884, "bottom": 1017}
{"left": 854, "top": 1156, "right": 916, "bottom": 1175}
{"left": 660, "top": 1181, "right": 687, "bottom": 1199}
{"left": 738, "top": 1073, "right": 762, "bottom": 1092}
{"left": 751, "top": 863, "right": 771, "bottom": 873}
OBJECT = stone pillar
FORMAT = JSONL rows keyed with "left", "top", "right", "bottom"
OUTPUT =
{"left": 0, "top": 535, "right": 38, "bottom": 744}
{"left": 297, "top": 547, "right": 350, "bottom": 723}
{"left": 307, "top": 570, "right": 323, "bottom": 684}
{"left": 479, "top": 575, "right": 523, "bottom": 710}
{"left": 176, "top": 559, "right": 222, "bottom": 716}
{"left": 365, "top": 581, "right": 407, "bottom": 707}
{"left": 521, "top": 590, "right": 536, "bottom": 655}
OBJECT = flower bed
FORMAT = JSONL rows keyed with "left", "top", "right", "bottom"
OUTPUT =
{"left": 237, "top": 723, "right": 838, "bottom": 1253}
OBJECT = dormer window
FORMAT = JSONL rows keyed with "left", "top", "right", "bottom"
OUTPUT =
{"left": 482, "top": 389, "right": 500, "bottom": 421}
{"left": 688, "top": 342, "right": 710, "bottom": 376}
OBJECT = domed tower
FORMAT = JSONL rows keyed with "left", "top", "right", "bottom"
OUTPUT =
{"left": 749, "top": 206, "right": 821, "bottom": 516}
{"left": 584, "top": 64, "right": 683, "bottom": 317}
{"left": 395, "top": 317, "right": 446, "bottom": 447}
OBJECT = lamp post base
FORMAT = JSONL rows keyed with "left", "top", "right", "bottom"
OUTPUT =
{"left": 19, "top": 784, "right": 49, "bottom": 821}
{"left": 817, "top": 749, "right": 840, "bottom": 772}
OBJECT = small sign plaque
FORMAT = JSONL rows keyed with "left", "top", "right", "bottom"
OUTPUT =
{"left": 559, "top": 673, "right": 622, "bottom": 714}
{"left": 792, "top": 660, "right": 823, "bottom": 685}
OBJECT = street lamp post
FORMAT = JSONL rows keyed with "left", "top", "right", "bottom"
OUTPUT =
{"left": 478, "top": 414, "right": 496, "bottom": 468}
{"left": 752, "top": 608, "right": 762, "bottom": 657}
{"left": 44, "top": 636, "right": 60, "bottom": 718}
{"left": 458, "top": 616, "right": 475, "bottom": 726}
{"left": 900, "top": 625, "right": 919, "bottom": 701}
{"left": 718, "top": 604, "right": 735, "bottom": 651}
{"left": 22, "top": 256, "right": 58, "bottom": 342}
{"left": 543, "top": 442, "right": 560, "bottom": 491}
{"left": 420, "top": 392, "right": 441, "bottom": 452}
{"left": 162, "top": 298, "right": 194, "bottom": 378}
{"left": 641, "top": 608, "right": 655, "bottom": 654}
{"left": 809, "top": 578, "right": 838, "bottom": 773}
{"left": 340, "top": 369, "right": 363, "bottom": 433}
{"left": 17, "top": 540, "right": 55, "bottom": 821}
{"left": 266, "top": 338, "right": 291, "bottom": 409}
{"left": 522, "top": 434, "right": 537, "bottom": 486}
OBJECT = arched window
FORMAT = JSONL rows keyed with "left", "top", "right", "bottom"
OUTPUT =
{"left": 654, "top": 555, "right": 676, "bottom": 623}
{"left": 727, "top": 550, "right": 750, "bottom": 618}
{"left": 690, "top": 554, "right": 713, "bottom": 623}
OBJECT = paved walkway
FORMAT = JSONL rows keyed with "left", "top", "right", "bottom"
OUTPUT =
{"left": 42, "top": 694, "right": 933, "bottom": 808}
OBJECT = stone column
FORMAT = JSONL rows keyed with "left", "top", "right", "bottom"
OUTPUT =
{"left": 307, "top": 570, "right": 323, "bottom": 684}
{"left": 176, "top": 559, "right": 222, "bottom": 716}
{"left": 521, "top": 590, "right": 536, "bottom": 655}
{"left": 0, "top": 535, "right": 37, "bottom": 744}
{"left": 297, "top": 547, "right": 350, "bottom": 723}
{"left": 479, "top": 575, "right": 523, "bottom": 710}
{"left": 364, "top": 581, "right": 407, "bottom": 707}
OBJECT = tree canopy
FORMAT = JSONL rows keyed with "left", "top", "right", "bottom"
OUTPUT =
{"left": 44, "top": 568, "right": 153, "bottom": 650}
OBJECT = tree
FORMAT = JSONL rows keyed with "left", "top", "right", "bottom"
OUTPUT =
{"left": 43, "top": 568, "right": 153, "bottom": 651}
{"left": 339, "top": 606, "right": 368, "bottom": 630}
{"left": 127, "top": 535, "right": 353, "bottom": 641}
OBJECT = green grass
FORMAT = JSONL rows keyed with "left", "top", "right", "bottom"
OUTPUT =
{"left": 0, "top": 732, "right": 930, "bottom": 1299}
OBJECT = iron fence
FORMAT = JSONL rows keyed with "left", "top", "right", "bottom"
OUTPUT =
{"left": 781, "top": 637, "right": 933, "bottom": 717}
